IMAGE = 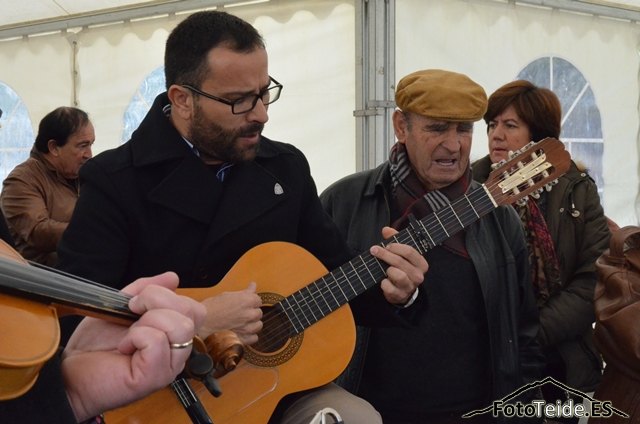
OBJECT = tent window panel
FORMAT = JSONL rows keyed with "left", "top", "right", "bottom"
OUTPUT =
{"left": 122, "top": 66, "right": 165, "bottom": 144}
{"left": 566, "top": 140, "right": 604, "bottom": 188}
{"left": 562, "top": 86, "right": 603, "bottom": 139}
{"left": 0, "top": 82, "right": 33, "bottom": 181}
{"left": 517, "top": 57, "right": 604, "bottom": 196}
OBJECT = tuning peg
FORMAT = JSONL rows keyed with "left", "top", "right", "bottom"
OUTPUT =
{"left": 491, "top": 160, "right": 505, "bottom": 171}
{"left": 509, "top": 141, "right": 537, "bottom": 159}
{"left": 544, "top": 178, "right": 560, "bottom": 191}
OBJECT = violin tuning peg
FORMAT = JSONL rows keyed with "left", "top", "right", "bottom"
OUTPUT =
{"left": 203, "top": 374, "right": 223, "bottom": 398}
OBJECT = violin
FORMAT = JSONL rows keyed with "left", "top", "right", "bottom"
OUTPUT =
{"left": 0, "top": 238, "right": 242, "bottom": 402}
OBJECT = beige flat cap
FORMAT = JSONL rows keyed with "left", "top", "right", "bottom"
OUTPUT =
{"left": 395, "top": 69, "right": 487, "bottom": 121}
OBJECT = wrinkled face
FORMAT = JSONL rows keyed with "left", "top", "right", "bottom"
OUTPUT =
{"left": 394, "top": 111, "right": 473, "bottom": 191}
{"left": 50, "top": 122, "right": 95, "bottom": 179}
{"left": 186, "top": 46, "right": 271, "bottom": 164}
{"left": 487, "top": 104, "right": 531, "bottom": 163}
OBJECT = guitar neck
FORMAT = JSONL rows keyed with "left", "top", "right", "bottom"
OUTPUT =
{"left": 280, "top": 184, "right": 497, "bottom": 333}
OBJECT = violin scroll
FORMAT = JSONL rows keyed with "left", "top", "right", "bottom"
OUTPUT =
{"left": 204, "top": 330, "right": 244, "bottom": 378}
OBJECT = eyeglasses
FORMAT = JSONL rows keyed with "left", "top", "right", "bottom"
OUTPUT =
{"left": 182, "top": 77, "right": 283, "bottom": 115}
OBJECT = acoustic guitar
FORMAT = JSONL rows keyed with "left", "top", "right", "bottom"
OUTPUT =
{"left": 106, "top": 138, "right": 571, "bottom": 423}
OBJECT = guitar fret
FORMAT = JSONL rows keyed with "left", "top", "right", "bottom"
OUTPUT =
{"left": 313, "top": 278, "right": 337, "bottom": 313}
{"left": 339, "top": 266, "right": 359, "bottom": 298}
{"left": 322, "top": 274, "right": 341, "bottom": 308}
{"left": 449, "top": 203, "right": 465, "bottom": 228}
{"left": 355, "top": 255, "right": 385, "bottom": 289}
{"left": 302, "top": 285, "right": 324, "bottom": 319}
{"left": 403, "top": 228, "right": 422, "bottom": 252}
{"left": 331, "top": 273, "right": 349, "bottom": 304}
{"left": 349, "top": 261, "right": 367, "bottom": 290}
{"left": 433, "top": 213, "right": 449, "bottom": 237}
{"left": 450, "top": 200, "right": 472, "bottom": 230}
{"left": 464, "top": 194, "right": 480, "bottom": 219}
{"left": 307, "top": 282, "right": 328, "bottom": 317}
{"left": 294, "top": 291, "right": 314, "bottom": 326}
{"left": 416, "top": 219, "right": 435, "bottom": 247}
{"left": 280, "top": 297, "right": 305, "bottom": 334}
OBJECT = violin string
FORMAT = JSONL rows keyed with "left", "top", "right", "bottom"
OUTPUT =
{"left": 0, "top": 252, "right": 132, "bottom": 314}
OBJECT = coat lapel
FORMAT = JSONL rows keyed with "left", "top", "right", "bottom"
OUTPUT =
{"left": 204, "top": 159, "right": 288, "bottom": 244}
{"left": 147, "top": 153, "right": 222, "bottom": 224}
{"left": 143, "top": 141, "right": 289, "bottom": 244}
{"left": 130, "top": 92, "right": 288, "bottom": 247}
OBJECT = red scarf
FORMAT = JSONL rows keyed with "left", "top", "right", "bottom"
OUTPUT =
{"left": 517, "top": 197, "right": 562, "bottom": 305}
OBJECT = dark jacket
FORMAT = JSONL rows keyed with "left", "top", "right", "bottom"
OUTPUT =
{"left": 473, "top": 154, "right": 610, "bottom": 391}
{"left": 321, "top": 162, "right": 545, "bottom": 406}
{"left": 57, "top": 92, "right": 353, "bottom": 288}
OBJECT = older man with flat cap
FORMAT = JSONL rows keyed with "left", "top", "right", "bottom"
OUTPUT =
{"left": 321, "top": 69, "right": 544, "bottom": 424}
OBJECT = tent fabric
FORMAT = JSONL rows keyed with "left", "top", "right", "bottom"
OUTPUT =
{"left": 0, "top": 0, "right": 637, "bottom": 225}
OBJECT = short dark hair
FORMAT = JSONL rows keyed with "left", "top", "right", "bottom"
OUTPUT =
{"left": 484, "top": 80, "right": 562, "bottom": 142}
{"left": 164, "top": 11, "right": 265, "bottom": 89}
{"left": 34, "top": 107, "right": 90, "bottom": 153}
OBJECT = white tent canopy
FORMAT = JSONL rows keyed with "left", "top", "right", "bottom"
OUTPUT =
{"left": 0, "top": 0, "right": 638, "bottom": 226}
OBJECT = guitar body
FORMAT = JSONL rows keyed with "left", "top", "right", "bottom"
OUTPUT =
{"left": 105, "top": 241, "right": 356, "bottom": 423}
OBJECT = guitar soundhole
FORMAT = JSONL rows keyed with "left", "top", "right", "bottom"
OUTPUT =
{"left": 244, "top": 292, "right": 303, "bottom": 367}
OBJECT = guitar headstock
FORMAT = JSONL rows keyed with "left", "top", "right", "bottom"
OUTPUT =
{"left": 484, "top": 137, "right": 571, "bottom": 207}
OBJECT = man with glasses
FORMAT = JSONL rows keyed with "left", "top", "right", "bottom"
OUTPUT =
{"left": 57, "top": 10, "right": 427, "bottom": 424}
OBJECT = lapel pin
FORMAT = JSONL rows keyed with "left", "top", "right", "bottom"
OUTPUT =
{"left": 274, "top": 183, "right": 284, "bottom": 195}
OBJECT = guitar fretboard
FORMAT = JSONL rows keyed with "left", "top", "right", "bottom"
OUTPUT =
{"left": 279, "top": 184, "right": 497, "bottom": 334}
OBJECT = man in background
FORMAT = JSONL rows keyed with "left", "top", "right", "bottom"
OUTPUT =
{"left": 1, "top": 106, "right": 94, "bottom": 266}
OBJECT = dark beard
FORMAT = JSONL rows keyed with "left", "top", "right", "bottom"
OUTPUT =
{"left": 189, "top": 105, "right": 263, "bottom": 163}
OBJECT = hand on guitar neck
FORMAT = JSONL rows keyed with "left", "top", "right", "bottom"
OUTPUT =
{"left": 372, "top": 226, "right": 428, "bottom": 305}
